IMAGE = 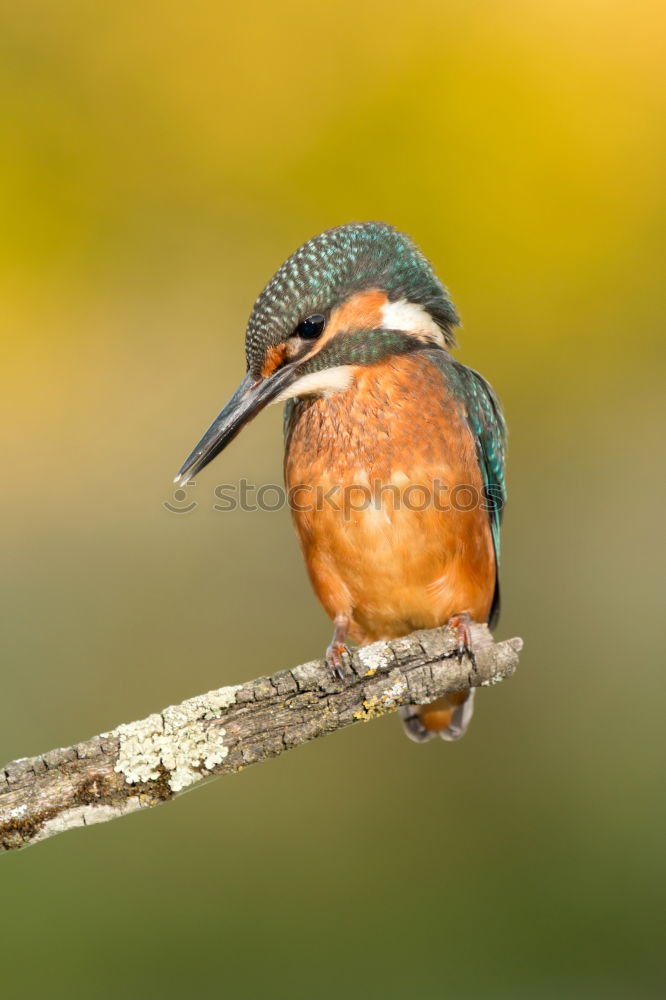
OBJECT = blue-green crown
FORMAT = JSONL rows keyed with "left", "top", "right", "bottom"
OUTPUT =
{"left": 245, "top": 222, "right": 459, "bottom": 377}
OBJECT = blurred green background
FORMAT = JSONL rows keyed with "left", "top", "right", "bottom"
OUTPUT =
{"left": 2, "top": 1, "right": 665, "bottom": 997}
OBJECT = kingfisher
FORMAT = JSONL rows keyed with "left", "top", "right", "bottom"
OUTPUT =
{"left": 175, "top": 223, "right": 506, "bottom": 742}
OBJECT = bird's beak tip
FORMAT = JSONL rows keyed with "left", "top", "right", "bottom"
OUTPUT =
{"left": 173, "top": 364, "right": 298, "bottom": 486}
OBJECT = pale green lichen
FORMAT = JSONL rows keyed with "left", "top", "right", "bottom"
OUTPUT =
{"left": 113, "top": 685, "right": 240, "bottom": 793}
{"left": 356, "top": 643, "right": 392, "bottom": 673}
{"left": 480, "top": 675, "right": 503, "bottom": 686}
{"left": 381, "top": 678, "right": 407, "bottom": 706}
{"left": 33, "top": 799, "right": 144, "bottom": 844}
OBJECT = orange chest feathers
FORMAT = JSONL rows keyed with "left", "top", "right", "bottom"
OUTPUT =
{"left": 283, "top": 354, "right": 496, "bottom": 643}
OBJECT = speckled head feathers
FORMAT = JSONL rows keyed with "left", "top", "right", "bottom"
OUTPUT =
{"left": 245, "top": 222, "right": 458, "bottom": 377}
{"left": 175, "top": 224, "right": 463, "bottom": 488}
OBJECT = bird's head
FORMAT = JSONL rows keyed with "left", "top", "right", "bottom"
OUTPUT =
{"left": 175, "top": 222, "right": 458, "bottom": 484}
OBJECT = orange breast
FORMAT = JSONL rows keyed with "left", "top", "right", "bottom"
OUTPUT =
{"left": 284, "top": 354, "right": 496, "bottom": 644}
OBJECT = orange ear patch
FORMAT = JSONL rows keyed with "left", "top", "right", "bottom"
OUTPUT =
{"left": 261, "top": 343, "right": 288, "bottom": 378}
{"left": 296, "top": 289, "right": 390, "bottom": 366}
{"left": 327, "top": 289, "right": 388, "bottom": 337}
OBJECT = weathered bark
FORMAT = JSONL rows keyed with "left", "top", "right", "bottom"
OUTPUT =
{"left": 1, "top": 624, "right": 522, "bottom": 852}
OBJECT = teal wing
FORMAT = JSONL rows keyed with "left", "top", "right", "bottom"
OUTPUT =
{"left": 428, "top": 351, "right": 507, "bottom": 628}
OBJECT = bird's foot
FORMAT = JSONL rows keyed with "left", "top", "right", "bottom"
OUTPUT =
{"left": 326, "top": 614, "right": 351, "bottom": 679}
{"left": 325, "top": 641, "right": 350, "bottom": 680}
{"left": 443, "top": 613, "right": 477, "bottom": 669}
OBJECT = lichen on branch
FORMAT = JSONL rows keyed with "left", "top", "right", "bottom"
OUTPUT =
{"left": 1, "top": 624, "right": 522, "bottom": 853}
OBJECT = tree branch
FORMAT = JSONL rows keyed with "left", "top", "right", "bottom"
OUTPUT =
{"left": 1, "top": 625, "right": 522, "bottom": 852}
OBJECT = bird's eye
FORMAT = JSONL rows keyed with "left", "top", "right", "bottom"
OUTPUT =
{"left": 295, "top": 314, "right": 326, "bottom": 340}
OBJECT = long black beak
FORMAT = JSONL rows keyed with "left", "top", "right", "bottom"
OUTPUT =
{"left": 174, "top": 363, "right": 298, "bottom": 485}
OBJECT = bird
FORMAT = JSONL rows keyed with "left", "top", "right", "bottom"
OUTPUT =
{"left": 175, "top": 222, "right": 506, "bottom": 742}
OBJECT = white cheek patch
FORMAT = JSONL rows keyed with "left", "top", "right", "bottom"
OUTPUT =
{"left": 273, "top": 365, "right": 356, "bottom": 403}
{"left": 381, "top": 299, "right": 446, "bottom": 347}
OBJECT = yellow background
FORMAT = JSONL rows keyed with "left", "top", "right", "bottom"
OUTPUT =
{"left": 2, "top": 2, "right": 665, "bottom": 997}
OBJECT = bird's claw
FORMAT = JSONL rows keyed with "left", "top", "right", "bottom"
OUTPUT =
{"left": 326, "top": 642, "right": 350, "bottom": 680}
{"left": 443, "top": 614, "right": 477, "bottom": 669}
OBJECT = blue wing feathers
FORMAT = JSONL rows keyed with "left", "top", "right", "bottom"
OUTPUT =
{"left": 427, "top": 352, "right": 507, "bottom": 629}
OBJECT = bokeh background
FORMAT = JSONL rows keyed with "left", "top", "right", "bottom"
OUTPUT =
{"left": 2, "top": 1, "right": 665, "bottom": 997}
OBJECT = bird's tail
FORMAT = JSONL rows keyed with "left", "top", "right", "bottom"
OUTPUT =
{"left": 398, "top": 689, "right": 475, "bottom": 743}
